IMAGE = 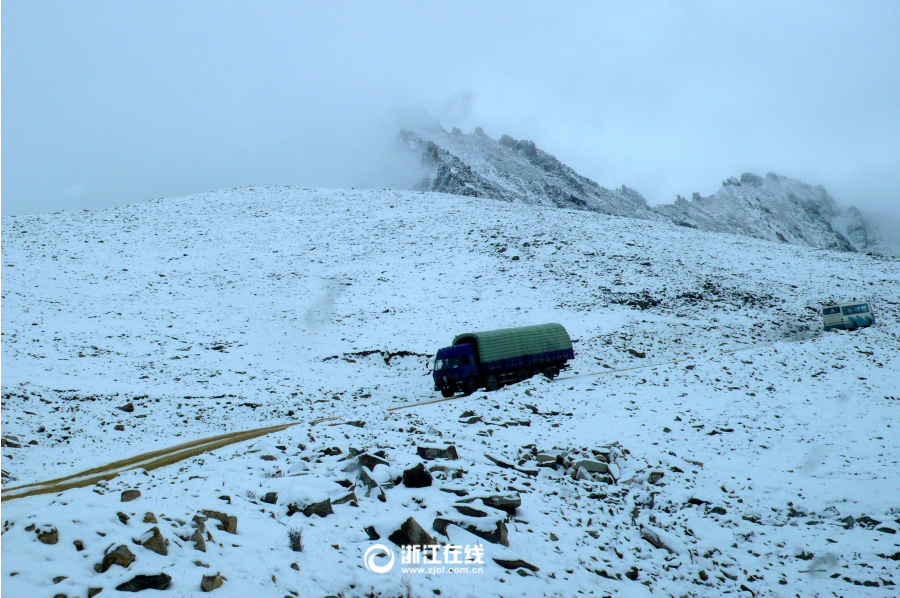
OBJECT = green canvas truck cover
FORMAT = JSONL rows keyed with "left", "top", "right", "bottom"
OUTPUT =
{"left": 453, "top": 323, "right": 572, "bottom": 364}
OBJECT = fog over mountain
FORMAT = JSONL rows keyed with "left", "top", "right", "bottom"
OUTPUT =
{"left": 394, "top": 116, "right": 900, "bottom": 256}
{"left": 3, "top": 2, "right": 899, "bottom": 222}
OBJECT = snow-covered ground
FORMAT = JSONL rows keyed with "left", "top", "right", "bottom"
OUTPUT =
{"left": 2, "top": 187, "right": 899, "bottom": 597}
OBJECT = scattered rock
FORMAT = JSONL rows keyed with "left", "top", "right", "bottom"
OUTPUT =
{"left": 575, "top": 467, "right": 593, "bottom": 481}
{"left": 114, "top": 425, "right": 125, "bottom": 431}
{"left": 536, "top": 453, "right": 558, "bottom": 466}
{"left": 260, "top": 454, "right": 277, "bottom": 461}
{"left": 402, "top": 463, "right": 433, "bottom": 488}
{"left": 88, "top": 588, "right": 103, "bottom": 597}
{"left": 73, "top": 540, "right": 84, "bottom": 551}
{"left": 201, "top": 510, "right": 238, "bottom": 534}
{"left": 574, "top": 459, "right": 609, "bottom": 474}
{"left": 484, "top": 453, "right": 538, "bottom": 476}
{"left": 99, "top": 544, "right": 135, "bottom": 572}
{"left": 143, "top": 512, "right": 157, "bottom": 524}
{"left": 493, "top": 558, "right": 539, "bottom": 572}
{"left": 117, "top": 402, "right": 135, "bottom": 413}
{"left": 454, "top": 504, "right": 488, "bottom": 518}
{"left": 388, "top": 517, "right": 435, "bottom": 549}
{"left": 357, "top": 453, "right": 390, "bottom": 470}
{"left": 261, "top": 492, "right": 278, "bottom": 505}
{"left": 201, "top": 573, "right": 224, "bottom": 592}
{"left": 628, "top": 349, "right": 646, "bottom": 358}
{"left": 116, "top": 573, "right": 171, "bottom": 592}
{"left": 53, "top": 576, "right": 68, "bottom": 584}
{"left": 37, "top": 526, "right": 59, "bottom": 545}
{"left": 469, "top": 493, "right": 521, "bottom": 515}
{"left": 742, "top": 512, "right": 761, "bottom": 524}
{"left": 640, "top": 525, "right": 684, "bottom": 557}
{"left": 287, "top": 498, "right": 333, "bottom": 518}
{"left": 856, "top": 515, "right": 881, "bottom": 529}
{"left": 417, "top": 445, "right": 459, "bottom": 460}
{"left": 121, "top": 490, "right": 141, "bottom": 502}
{"left": 332, "top": 491, "right": 358, "bottom": 506}
{"left": 117, "top": 512, "right": 130, "bottom": 524}
{"left": 1, "top": 436, "right": 22, "bottom": 448}
{"left": 364, "top": 526, "right": 380, "bottom": 540}
{"left": 190, "top": 527, "right": 207, "bottom": 552}
{"left": 139, "top": 527, "right": 168, "bottom": 556}
{"left": 433, "top": 517, "right": 509, "bottom": 546}
{"left": 649, "top": 471, "right": 665, "bottom": 484}
{"left": 550, "top": 532, "right": 559, "bottom": 541}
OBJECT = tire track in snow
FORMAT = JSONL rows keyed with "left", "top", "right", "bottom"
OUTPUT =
{"left": 1, "top": 422, "right": 300, "bottom": 502}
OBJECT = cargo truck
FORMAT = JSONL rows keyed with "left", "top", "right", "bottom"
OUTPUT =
{"left": 432, "top": 323, "right": 575, "bottom": 397}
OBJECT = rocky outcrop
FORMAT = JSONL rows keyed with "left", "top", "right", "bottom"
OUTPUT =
{"left": 399, "top": 121, "right": 893, "bottom": 255}
{"left": 398, "top": 127, "right": 659, "bottom": 218}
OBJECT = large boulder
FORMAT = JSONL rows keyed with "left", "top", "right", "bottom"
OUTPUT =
{"left": 37, "top": 526, "right": 59, "bottom": 545}
{"left": 402, "top": 463, "right": 433, "bottom": 488}
{"left": 137, "top": 526, "right": 167, "bottom": 556}
{"left": 388, "top": 517, "right": 435, "bottom": 549}
{"left": 121, "top": 489, "right": 141, "bottom": 502}
{"left": 287, "top": 498, "right": 333, "bottom": 518}
{"left": 201, "top": 510, "right": 238, "bottom": 534}
{"left": 99, "top": 544, "right": 135, "bottom": 572}
{"left": 116, "top": 573, "right": 171, "bottom": 592}
{"left": 201, "top": 573, "right": 224, "bottom": 592}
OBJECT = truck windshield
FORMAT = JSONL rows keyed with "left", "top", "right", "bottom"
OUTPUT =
{"left": 434, "top": 357, "right": 461, "bottom": 371}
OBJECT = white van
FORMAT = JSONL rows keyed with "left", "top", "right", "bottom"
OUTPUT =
{"left": 822, "top": 300, "right": 876, "bottom": 331}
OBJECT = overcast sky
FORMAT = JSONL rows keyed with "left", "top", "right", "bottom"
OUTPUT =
{"left": 3, "top": 1, "right": 899, "bottom": 216}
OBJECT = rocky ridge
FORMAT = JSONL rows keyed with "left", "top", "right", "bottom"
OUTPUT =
{"left": 399, "top": 123, "right": 894, "bottom": 255}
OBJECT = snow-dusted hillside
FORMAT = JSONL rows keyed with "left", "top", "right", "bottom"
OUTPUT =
{"left": 2, "top": 187, "right": 900, "bottom": 597}
{"left": 399, "top": 122, "right": 895, "bottom": 256}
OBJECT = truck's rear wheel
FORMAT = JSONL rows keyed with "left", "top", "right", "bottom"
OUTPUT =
{"left": 463, "top": 377, "right": 478, "bottom": 396}
{"left": 440, "top": 388, "right": 455, "bottom": 398}
{"left": 517, "top": 368, "right": 529, "bottom": 382}
{"left": 544, "top": 366, "right": 558, "bottom": 381}
{"left": 485, "top": 375, "right": 499, "bottom": 391}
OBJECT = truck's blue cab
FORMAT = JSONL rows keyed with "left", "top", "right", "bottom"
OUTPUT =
{"left": 433, "top": 344, "right": 479, "bottom": 398}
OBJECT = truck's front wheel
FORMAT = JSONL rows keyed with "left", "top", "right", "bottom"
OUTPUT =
{"left": 440, "top": 388, "right": 455, "bottom": 398}
{"left": 485, "top": 375, "right": 499, "bottom": 391}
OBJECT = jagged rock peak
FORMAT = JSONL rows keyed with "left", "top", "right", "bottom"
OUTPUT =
{"left": 397, "top": 123, "right": 657, "bottom": 218}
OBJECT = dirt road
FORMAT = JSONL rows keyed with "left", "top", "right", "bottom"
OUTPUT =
{"left": 1, "top": 422, "right": 300, "bottom": 502}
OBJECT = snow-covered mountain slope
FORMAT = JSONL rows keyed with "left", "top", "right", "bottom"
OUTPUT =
{"left": 398, "top": 124, "right": 658, "bottom": 218}
{"left": 2, "top": 187, "right": 900, "bottom": 597}
{"left": 656, "top": 172, "right": 880, "bottom": 253}
{"left": 399, "top": 123, "right": 895, "bottom": 256}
